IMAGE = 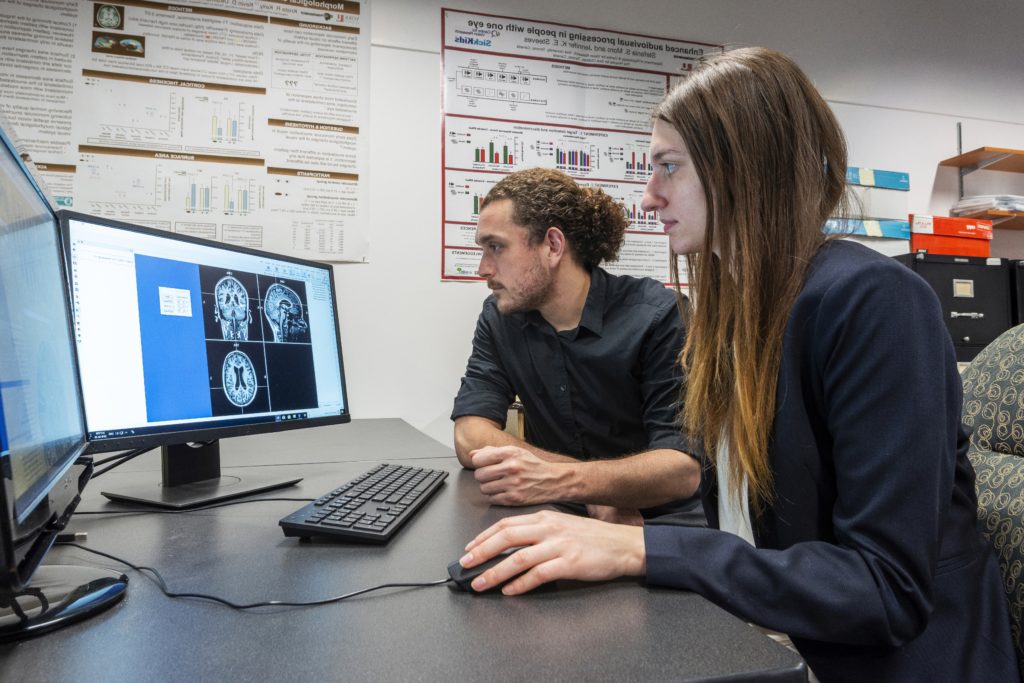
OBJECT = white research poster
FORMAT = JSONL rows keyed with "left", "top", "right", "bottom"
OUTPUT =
{"left": 0, "top": 0, "right": 371, "bottom": 262}
{"left": 440, "top": 8, "right": 720, "bottom": 284}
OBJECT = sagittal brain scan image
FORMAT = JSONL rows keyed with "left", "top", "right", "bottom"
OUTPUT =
{"left": 264, "top": 282, "right": 309, "bottom": 343}
{"left": 214, "top": 275, "right": 252, "bottom": 340}
{"left": 222, "top": 349, "right": 258, "bottom": 407}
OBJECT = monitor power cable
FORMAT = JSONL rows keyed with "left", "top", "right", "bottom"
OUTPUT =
{"left": 55, "top": 542, "right": 453, "bottom": 609}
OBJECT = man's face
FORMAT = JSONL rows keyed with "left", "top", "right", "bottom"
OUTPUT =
{"left": 475, "top": 199, "right": 553, "bottom": 315}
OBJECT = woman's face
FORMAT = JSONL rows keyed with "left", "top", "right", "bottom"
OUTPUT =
{"left": 641, "top": 119, "right": 709, "bottom": 256}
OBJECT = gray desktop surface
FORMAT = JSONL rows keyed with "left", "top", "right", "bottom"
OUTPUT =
{"left": 100, "top": 417, "right": 450, "bottom": 471}
{"left": 2, "top": 419, "right": 806, "bottom": 682}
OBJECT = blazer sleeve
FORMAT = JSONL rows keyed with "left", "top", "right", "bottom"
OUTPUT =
{"left": 645, "top": 260, "right": 962, "bottom": 647}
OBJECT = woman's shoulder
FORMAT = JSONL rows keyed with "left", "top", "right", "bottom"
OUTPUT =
{"left": 811, "top": 239, "right": 910, "bottom": 277}
{"left": 805, "top": 240, "right": 929, "bottom": 297}
{"left": 792, "top": 241, "right": 939, "bottom": 332}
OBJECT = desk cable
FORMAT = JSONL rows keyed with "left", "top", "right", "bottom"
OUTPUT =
{"left": 54, "top": 541, "right": 453, "bottom": 609}
{"left": 89, "top": 447, "right": 157, "bottom": 478}
{"left": 72, "top": 496, "right": 317, "bottom": 516}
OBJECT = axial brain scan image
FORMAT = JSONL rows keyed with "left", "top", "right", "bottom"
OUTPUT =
{"left": 222, "top": 349, "right": 258, "bottom": 407}
{"left": 264, "top": 283, "right": 308, "bottom": 343}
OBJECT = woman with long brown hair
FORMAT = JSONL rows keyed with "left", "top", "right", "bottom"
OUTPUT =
{"left": 457, "top": 47, "right": 1018, "bottom": 681}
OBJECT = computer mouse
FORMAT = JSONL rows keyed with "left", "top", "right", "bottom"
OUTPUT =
{"left": 447, "top": 549, "right": 520, "bottom": 593}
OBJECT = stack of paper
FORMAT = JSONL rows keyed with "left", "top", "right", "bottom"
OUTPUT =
{"left": 951, "top": 195, "right": 1024, "bottom": 216}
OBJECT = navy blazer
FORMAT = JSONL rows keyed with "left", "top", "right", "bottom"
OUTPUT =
{"left": 644, "top": 241, "right": 1018, "bottom": 681}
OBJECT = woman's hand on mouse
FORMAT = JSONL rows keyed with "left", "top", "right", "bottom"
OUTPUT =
{"left": 459, "top": 510, "right": 646, "bottom": 595}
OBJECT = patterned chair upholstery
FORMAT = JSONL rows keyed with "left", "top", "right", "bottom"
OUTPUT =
{"left": 961, "top": 323, "right": 1024, "bottom": 680}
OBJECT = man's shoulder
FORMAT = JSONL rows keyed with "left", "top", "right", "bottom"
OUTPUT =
{"left": 600, "top": 269, "right": 678, "bottom": 311}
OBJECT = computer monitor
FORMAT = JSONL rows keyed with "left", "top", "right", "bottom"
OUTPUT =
{"left": 0, "top": 122, "right": 127, "bottom": 641}
{"left": 61, "top": 212, "right": 351, "bottom": 509}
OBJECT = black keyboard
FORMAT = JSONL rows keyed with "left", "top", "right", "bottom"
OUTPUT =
{"left": 279, "top": 463, "right": 448, "bottom": 543}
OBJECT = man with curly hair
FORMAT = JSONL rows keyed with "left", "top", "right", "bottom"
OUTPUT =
{"left": 451, "top": 168, "right": 702, "bottom": 525}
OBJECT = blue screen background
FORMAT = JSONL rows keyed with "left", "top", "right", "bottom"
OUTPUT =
{"left": 135, "top": 255, "right": 212, "bottom": 421}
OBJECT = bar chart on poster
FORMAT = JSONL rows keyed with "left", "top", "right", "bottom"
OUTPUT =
{"left": 0, "top": 1, "right": 371, "bottom": 262}
{"left": 440, "top": 8, "right": 721, "bottom": 283}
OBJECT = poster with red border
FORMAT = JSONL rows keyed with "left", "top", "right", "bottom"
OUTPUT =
{"left": 440, "top": 8, "right": 721, "bottom": 284}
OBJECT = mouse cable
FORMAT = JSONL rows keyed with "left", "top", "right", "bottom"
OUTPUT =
{"left": 56, "top": 542, "right": 453, "bottom": 609}
{"left": 73, "top": 496, "right": 316, "bottom": 516}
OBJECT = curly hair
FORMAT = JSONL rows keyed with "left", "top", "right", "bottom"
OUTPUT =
{"left": 480, "top": 168, "right": 628, "bottom": 269}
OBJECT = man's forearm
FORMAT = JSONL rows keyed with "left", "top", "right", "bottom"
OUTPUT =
{"left": 453, "top": 416, "right": 569, "bottom": 468}
{"left": 455, "top": 418, "right": 698, "bottom": 509}
{"left": 561, "top": 449, "right": 700, "bottom": 508}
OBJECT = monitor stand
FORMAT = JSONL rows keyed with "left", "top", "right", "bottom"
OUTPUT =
{"left": 99, "top": 441, "right": 301, "bottom": 509}
{"left": 0, "top": 565, "right": 128, "bottom": 642}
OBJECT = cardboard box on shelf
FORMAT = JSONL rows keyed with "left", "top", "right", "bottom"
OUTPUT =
{"left": 850, "top": 185, "right": 910, "bottom": 221}
{"left": 824, "top": 218, "right": 909, "bottom": 239}
{"left": 846, "top": 167, "right": 910, "bottom": 191}
{"left": 909, "top": 214, "right": 993, "bottom": 256}
{"left": 909, "top": 233, "right": 991, "bottom": 257}
{"left": 910, "top": 214, "right": 994, "bottom": 240}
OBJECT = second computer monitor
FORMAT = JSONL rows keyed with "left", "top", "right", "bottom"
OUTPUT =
{"left": 62, "top": 212, "right": 350, "bottom": 505}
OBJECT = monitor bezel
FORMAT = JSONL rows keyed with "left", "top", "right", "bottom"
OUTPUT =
{"left": 57, "top": 210, "right": 351, "bottom": 455}
{"left": 0, "top": 122, "right": 90, "bottom": 592}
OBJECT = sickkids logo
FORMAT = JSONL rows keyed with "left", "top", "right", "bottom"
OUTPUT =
{"left": 454, "top": 35, "right": 493, "bottom": 46}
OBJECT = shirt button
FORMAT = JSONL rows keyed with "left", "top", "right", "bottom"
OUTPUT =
{"left": 559, "top": 385, "right": 566, "bottom": 392}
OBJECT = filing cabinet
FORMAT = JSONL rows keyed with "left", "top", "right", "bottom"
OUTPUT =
{"left": 1012, "top": 260, "right": 1024, "bottom": 326}
{"left": 895, "top": 253, "right": 1012, "bottom": 362}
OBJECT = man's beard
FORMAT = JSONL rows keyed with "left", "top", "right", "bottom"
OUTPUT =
{"left": 491, "top": 260, "right": 553, "bottom": 315}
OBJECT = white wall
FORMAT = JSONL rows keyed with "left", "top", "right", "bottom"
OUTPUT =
{"left": 342, "top": 0, "right": 1024, "bottom": 446}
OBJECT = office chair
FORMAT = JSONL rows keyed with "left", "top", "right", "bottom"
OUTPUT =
{"left": 961, "top": 323, "right": 1024, "bottom": 681}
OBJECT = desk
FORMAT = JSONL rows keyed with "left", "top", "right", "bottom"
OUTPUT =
{"left": 2, "top": 419, "right": 806, "bottom": 682}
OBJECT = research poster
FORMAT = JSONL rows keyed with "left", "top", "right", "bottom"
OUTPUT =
{"left": 0, "top": 0, "right": 371, "bottom": 262}
{"left": 441, "top": 9, "right": 720, "bottom": 284}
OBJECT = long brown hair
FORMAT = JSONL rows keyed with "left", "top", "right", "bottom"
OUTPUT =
{"left": 659, "top": 48, "right": 849, "bottom": 514}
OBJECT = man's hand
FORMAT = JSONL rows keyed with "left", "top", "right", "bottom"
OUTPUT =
{"left": 470, "top": 445, "right": 575, "bottom": 506}
{"left": 585, "top": 504, "right": 644, "bottom": 526}
{"left": 459, "top": 510, "right": 646, "bottom": 595}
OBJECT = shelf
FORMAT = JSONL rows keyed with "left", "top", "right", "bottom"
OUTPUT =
{"left": 939, "top": 146, "right": 1024, "bottom": 174}
{"left": 958, "top": 209, "right": 1024, "bottom": 231}
{"left": 939, "top": 139, "right": 1024, "bottom": 231}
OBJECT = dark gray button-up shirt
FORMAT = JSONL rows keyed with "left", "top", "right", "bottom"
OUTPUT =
{"left": 452, "top": 267, "right": 700, "bottom": 518}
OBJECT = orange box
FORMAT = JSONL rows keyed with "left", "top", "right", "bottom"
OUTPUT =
{"left": 909, "top": 233, "right": 991, "bottom": 257}
{"left": 909, "top": 214, "right": 993, "bottom": 257}
{"left": 910, "top": 214, "right": 993, "bottom": 240}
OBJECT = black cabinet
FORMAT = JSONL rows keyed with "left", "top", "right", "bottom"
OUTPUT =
{"left": 1012, "top": 260, "right": 1024, "bottom": 326}
{"left": 895, "top": 253, "right": 1012, "bottom": 362}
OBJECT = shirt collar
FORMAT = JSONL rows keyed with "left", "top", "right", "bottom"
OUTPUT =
{"left": 577, "top": 267, "right": 606, "bottom": 336}
{"left": 522, "top": 267, "right": 607, "bottom": 337}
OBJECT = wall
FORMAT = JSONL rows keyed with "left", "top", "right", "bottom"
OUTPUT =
{"left": 340, "top": 0, "right": 1024, "bottom": 446}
